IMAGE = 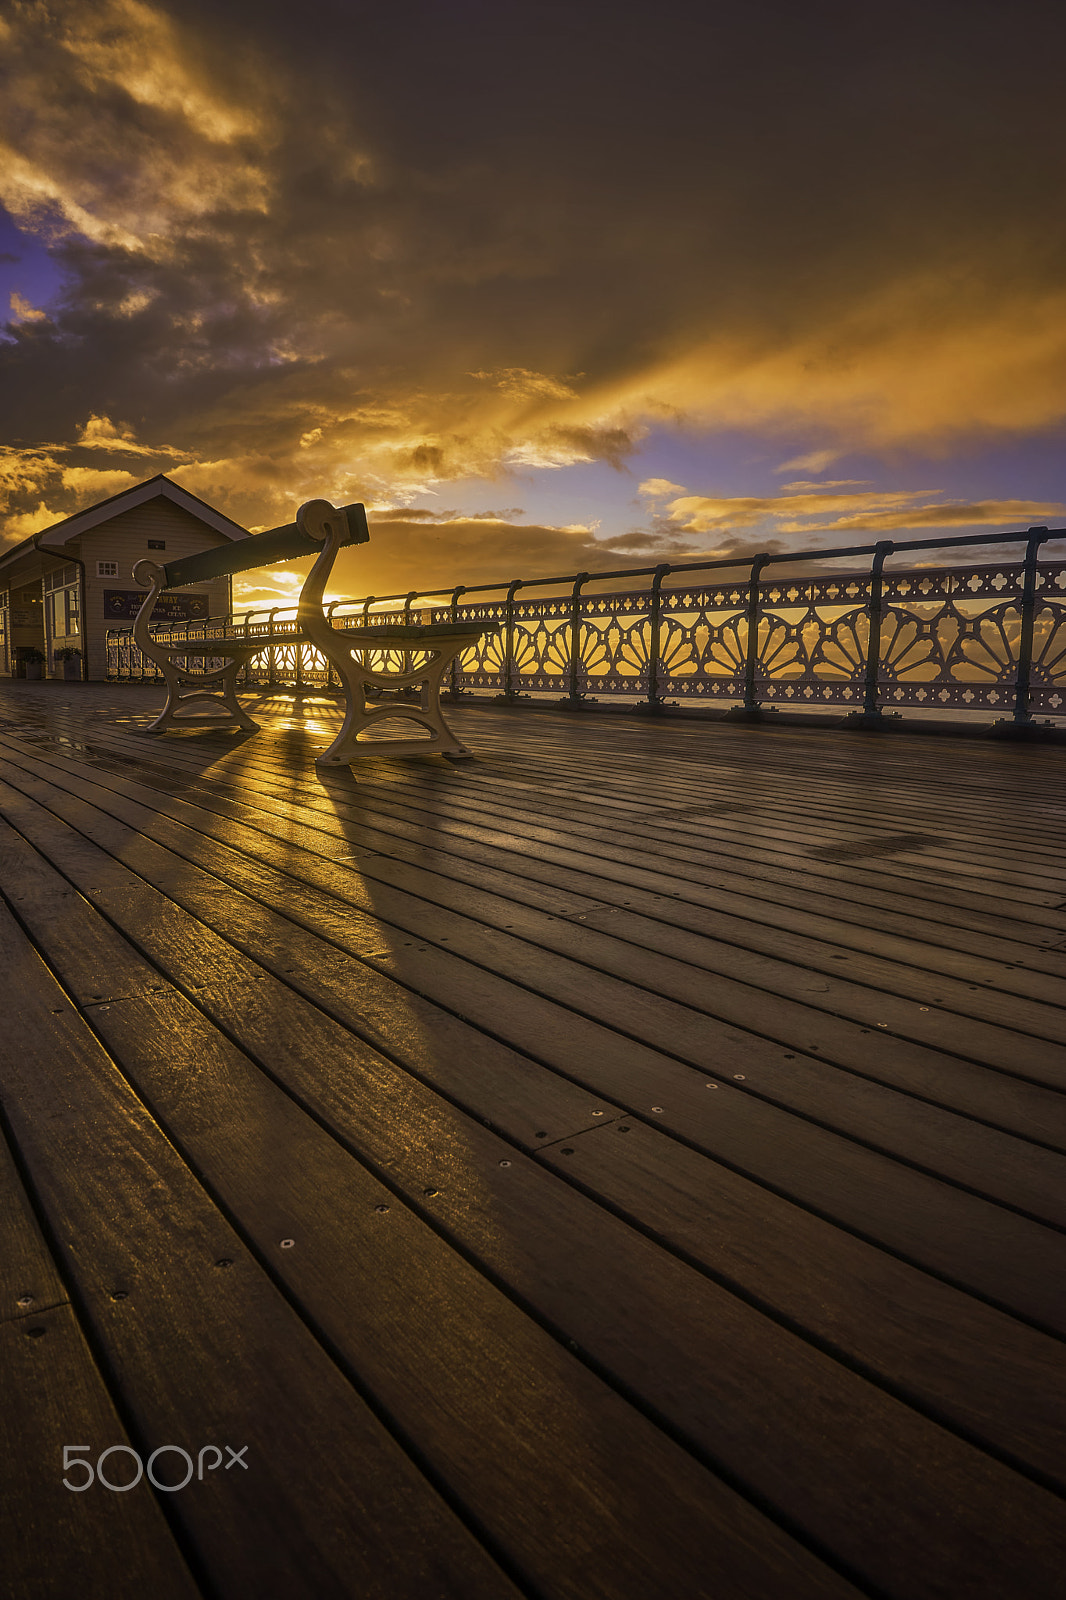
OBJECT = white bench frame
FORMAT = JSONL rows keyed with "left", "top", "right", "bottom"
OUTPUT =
{"left": 296, "top": 499, "right": 494, "bottom": 765}
{"left": 130, "top": 499, "right": 496, "bottom": 763}
{"left": 132, "top": 558, "right": 263, "bottom": 733}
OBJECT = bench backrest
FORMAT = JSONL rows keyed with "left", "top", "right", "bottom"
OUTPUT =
{"left": 159, "top": 502, "right": 370, "bottom": 589}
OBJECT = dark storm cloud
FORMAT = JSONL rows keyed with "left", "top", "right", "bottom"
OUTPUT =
{"left": 2, "top": 0, "right": 1065, "bottom": 581}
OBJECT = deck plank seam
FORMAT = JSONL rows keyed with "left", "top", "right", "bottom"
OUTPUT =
{"left": 5, "top": 749, "right": 1066, "bottom": 1224}
{"left": 0, "top": 840, "right": 914, "bottom": 1597}
{"left": 526, "top": 1128, "right": 1066, "bottom": 1502}
{"left": 4, "top": 790, "right": 1065, "bottom": 1358}
{"left": 56, "top": 731, "right": 1066, "bottom": 989}
{"left": 8, "top": 735, "right": 1065, "bottom": 1094}
{"left": 0, "top": 905, "right": 219, "bottom": 1600}
{"left": 11, "top": 721, "right": 1065, "bottom": 952}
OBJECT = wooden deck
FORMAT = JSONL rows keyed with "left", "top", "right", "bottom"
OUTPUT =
{"left": 1, "top": 680, "right": 1064, "bottom": 1600}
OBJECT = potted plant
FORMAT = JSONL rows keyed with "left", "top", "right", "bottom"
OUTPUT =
{"left": 16, "top": 645, "right": 46, "bottom": 681}
{"left": 55, "top": 645, "right": 82, "bottom": 681}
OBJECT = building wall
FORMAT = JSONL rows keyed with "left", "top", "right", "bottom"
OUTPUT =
{"left": 8, "top": 581, "right": 46, "bottom": 667}
{"left": 67, "top": 498, "right": 237, "bottom": 680}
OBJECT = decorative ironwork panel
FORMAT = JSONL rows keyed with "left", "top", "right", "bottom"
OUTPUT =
{"left": 658, "top": 579, "right": 750, "bottom": 699}
{"left": 873, "top": 564, "right": 1065, "bottom": 713}
{"left": 576, "top": 590, "right": 652, "bottom": 695}
{"left": 446, "top": 600, "right": 510, "bottom": 692}
{"left": 1031, "top": 565, "right": 1066, "bottom": 713}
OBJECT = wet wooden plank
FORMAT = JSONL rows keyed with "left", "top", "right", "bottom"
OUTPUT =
{"left": 82, "top": 726, "right": 1066, "bottom": 1024}
{"left": 40, "top": 722, "right": 1066, "bottom": 1027}
{"left": 4, "top": 734, "right": 1065, "bottom": 1131}
{"left": 1, "top": 764, "right": 1064, "bottom": 1337}
{"left": 0, "top": 825, "right": 848, "bottom": 1600}
{"left": 3, "top": 749, "right": 1066, "bottom": 1235}
{"left": 40, "top": 711, "right": 1066, "bottom": 922}
{"left": 211, "top": 709, "right": 1066, "bottom": 896}
{"left": 0, "top": 1120, "right": 69, "bottom": 1328}
{"left": 1, "top": 1305, "right": 203, "bottom": 1600}
{"left": 533, "top": 1117, "right": 1066, "bottom": 1490}
{"left": 0, "top": 899, "right": 520, "bottom": 1600}
{"left": 28, "top": 713, "right": 1066, "bottom": 985}
{"left": 3, "top": 683, "right": 1066, "bottom": 1600}
{"left": 12, "top": 716, "right": 1066, "bottom": 960}
{"left": 2, "top": 800, "right": 1062, "bottom": 1600}
{"left": 4, "top": 880, "right": 1061, "bottom": 1600}
{"left": 0, "top": 1126, "right": 201, "bottom": 1600}
{"left": 76, "top": 1001, "right": 855, "bottom": 1600}
{"left": 12, "top": 812, "right": 1056, "bottom": 1510}
{"left": 158, "top": 746, "right": 1066, "bottom": 991}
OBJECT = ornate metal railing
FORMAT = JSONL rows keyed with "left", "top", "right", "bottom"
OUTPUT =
{"left": 106, "top": 526, "right": 1066, "bottom": 724}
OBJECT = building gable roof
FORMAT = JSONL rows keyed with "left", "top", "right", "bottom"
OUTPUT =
{"left": 34, "top": 474, "right": 249, "bottom": 550}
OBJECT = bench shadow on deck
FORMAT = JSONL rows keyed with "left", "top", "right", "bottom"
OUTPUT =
{"left": 1, "top": 680, "right": 1064, "bottom": 1600}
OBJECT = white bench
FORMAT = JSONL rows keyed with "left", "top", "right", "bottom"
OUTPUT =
{"left": 131, "top": 559, "right": 264, "bottom": 733}
{"left": 131, "top": 497, "right": 496, "bottom": 764}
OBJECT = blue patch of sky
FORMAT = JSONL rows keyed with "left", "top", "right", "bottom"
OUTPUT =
{"left": 0, "top": 206, "right": 63, "bottom": 325}
{"left": 410, "top": 421, "right": 1066, "bottom": 542}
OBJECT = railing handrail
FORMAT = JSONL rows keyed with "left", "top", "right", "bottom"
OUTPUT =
{"left": 211, "top": 523, "right": 1066, "bottom": 632}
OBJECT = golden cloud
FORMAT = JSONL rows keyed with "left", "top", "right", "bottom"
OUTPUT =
{"left": 638, "top": 479, "right": 687, "bottom": 500}
{"left": 659, "top": 488, "right": 1064, "bottom": 539}
{"left": 76, "top": 414, "right": 181, "bottom": 457}
{"left": 9, "top": 290, "right": 47, "bottom": 322}
{"left": 2, "top": 502, "right": 64, "bottom": 539}
{"left": 0, "top": 0, "right": 274, "bottom": 261}
{"left": 59, "top": 465, "right": 139, "bottom": 498}
{"left": 469, "top": 368, "right": 582, "bottom": 402}
{"left": 629, "top": 278, "right": 1066, "bottom": 450}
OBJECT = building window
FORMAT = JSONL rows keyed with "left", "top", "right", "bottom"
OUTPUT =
{"left": 46, "top": 586, "right": 80, "bottom": 641}
{"left": 147, "top": 540, "right": 166, "bottom": 550}
{"left": 97, "top": 560, "right": 118, "bottom": 577}
{"left": 45, "top": 563, "right": 78, "bottom": 591}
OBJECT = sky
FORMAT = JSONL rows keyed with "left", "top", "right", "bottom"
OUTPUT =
{"left": 2, "top": 0, "right": 1066, "bottom": 610}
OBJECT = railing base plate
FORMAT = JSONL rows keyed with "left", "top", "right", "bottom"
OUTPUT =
{"left": 840, "top": 711, "right": 900, "bottom": 731}
{"left": 986, "top": 718, "right": 1059, "bottom": 741}
{"left": 722, "top": 705, "right": 776, "bottom": 723}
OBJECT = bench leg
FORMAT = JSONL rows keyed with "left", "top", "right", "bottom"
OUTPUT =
{"left": 315, "top": 647, "right": 470, "bottom": 765}
{"left": 291, "top": 498, "right": 485, "bottom": 766}
{"left": 131, "top": 561, "right": 260, "bottom": 736}
{"left": 144, "top": 658, "right": 259, "bottom": 734}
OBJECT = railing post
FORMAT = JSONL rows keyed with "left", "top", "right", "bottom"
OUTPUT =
{"left": 449, "top": 585, "right": 466, "bottom": 698}
{"left": 567, "top": 572, "right": 589, "bottom": 707}
{"left": 242, "top": 609, "right": 252, "bottom": 684}
{"left": 645, "top": 563, "right": 671, "bottom": 713}
{"left": 357, "top": 597, "right": 375, "bottom": 688}
{"left": 268, "top": 608, "right": 279, "bottom": 685}
{"left": 325, "top": 602, "right": 341, "bottom": 689}
{"left": 499, "top": 579, "right": 524, "bottom": 701}
{"left": 845, "top": 540, "right": 894, "bottom": 728}
{"left": 402, "top": 591, "right": 418, "bottom": 681}
{"left": 1012, "top": 527, "right": 1048, "bottom": 726}
{"left": 726, "top": 553, "right": 770, "bottom": 720}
